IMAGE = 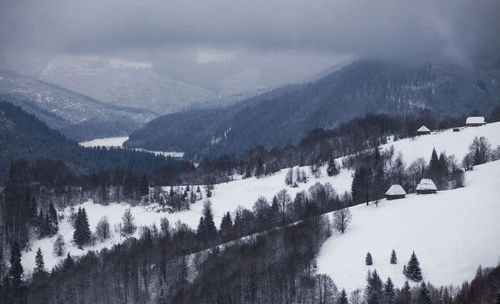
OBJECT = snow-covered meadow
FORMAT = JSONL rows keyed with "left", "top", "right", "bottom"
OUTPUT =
{"left": 79, "top": 136, "right": 184, "bottom": 158}
{"left": 317, "top": 159, "right": 500, "bottom": 293}
{"left": 23, "top": 123, "right": 500, "bottom": 288}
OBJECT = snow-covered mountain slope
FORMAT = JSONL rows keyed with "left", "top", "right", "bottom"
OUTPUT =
{"left": 317, "top": 159, "right": 500, "bottom": 293}
{"left": 0, "top": 70, "right": 157, "bottom": 140}
{"left": 21, "top": 123, "right": 500, "bottom": 276}
{"left": 40, "top": 56, "right": 217, "bottom": 115}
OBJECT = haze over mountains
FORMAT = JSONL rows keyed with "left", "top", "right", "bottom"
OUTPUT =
{"left": 125, "top": 59, "right": 500, "bottom": 158}
{"left": 39, "top": 56, "right": 218, "bottom": 114}
{"left": 0, "top": 70, "right": 157, "bottom": 141}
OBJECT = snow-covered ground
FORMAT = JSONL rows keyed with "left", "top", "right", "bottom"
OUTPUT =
{"left": 317, "top": 160, "right": 500, "bottom": 293}
{"left": 21, "top": 165, "right": 353, "bottom": 273}
{"left": 80, "top": 136, "right": 129, "bottom": 148}
{"left": 381, "top": 123, "right": 500, "bottom": 163}
{"left": 23, "top": 123, "right": 500, "bottom": 280}
{"left": 79, "top": 136, "right": 184, "bottom": 158}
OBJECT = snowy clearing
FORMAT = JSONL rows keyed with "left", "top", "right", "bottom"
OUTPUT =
{"left": 381, "top": 122, "right": 500, "bottom": 164}
{"left": 79, "top": 136, "right": 184, "bottom": 157}
{"left": 317, "top": 160, "right": 500, "bottom": 293}
{"left": 79, "top": 136, "right": 129, "bottom": 148}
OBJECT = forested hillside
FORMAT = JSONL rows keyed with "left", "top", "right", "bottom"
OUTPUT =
{"left": 0, "top": 71, "right": 157, "bottom": 141}
{"left": 0, "top": 101, "right": 188, "bottom": 183}
{"left": 125, "top": 59, "right": 500, "bottom": 158}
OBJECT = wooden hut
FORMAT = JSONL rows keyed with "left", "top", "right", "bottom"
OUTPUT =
{"left": 385, "top": 185, "right": 406, "bottom": 200}
{"left": 465, "top": 116, "right": 486, "bottom": 127}
{"left": 416, "top": 179, "right": 437, "bottom": 194}
{"left": 416, "top": 125, "right": 431, "bottom": 135}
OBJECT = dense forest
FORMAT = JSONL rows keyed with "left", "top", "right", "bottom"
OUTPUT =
{"left": 0, "top": 100, "right": 193, "bottom": 183}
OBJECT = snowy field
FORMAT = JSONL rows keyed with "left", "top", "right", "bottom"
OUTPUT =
{"left": 23, "top": 123, "right": 500, "bottom": 280}
{"left": 79, "top": 136, "right": 129, "bottom": 148}
{"left": 79, "top": 136, "right": 184, "bottom": 158}
{"left": 381, "top": 122, "right": 500, "bottom": 163}
{"left": 317, "top": 160, "right": 500, "bottom": 293}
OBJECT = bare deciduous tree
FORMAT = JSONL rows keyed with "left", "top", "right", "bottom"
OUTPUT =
{"left": 333, "top": 207, "right": 352, "bottom": 234}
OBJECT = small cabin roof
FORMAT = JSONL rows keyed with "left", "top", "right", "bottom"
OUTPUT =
{"left": 417, "top": 125, "right": 430, "bottom": 132}
{"left": 416, "top": 179, "right": 437, "bottom": 191}
{"left": 385, "top": 184, "right": 406, "bottom": 196}
{"left": 466, "top": 116, "right": 485, "bottom": 124}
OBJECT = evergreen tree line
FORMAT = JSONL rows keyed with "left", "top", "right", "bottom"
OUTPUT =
{"left": 1, "top": 188, "right": 499, "bottom": 303}
{"left": 177, "top": 109, "right": 476, "bottom": 185}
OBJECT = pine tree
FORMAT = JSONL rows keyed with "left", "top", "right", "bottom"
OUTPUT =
{"left": 63, "top": 252, "right": 74, "bottom": 269}
{"left": 396, "top": 281, "right": 412, "bottom": 303}
{"left": 327, "top": 156, "right": 339, "bottom": 176}
{"left": 405, "top": 251, "right": 423, "bottom": 282}
{"left": 418, "top": 282, "right": 432, "bottom": 304}
{"left": 352, "top": 166, "right": 373, "bottom": 205}
{"left": 196, "top": 216, "right": 206, "bottom": 239}
{"left": 9, "top": 242, "right": 23, "bottom": 287}
{"left": 49, "top": 202, "right": 57, "bottom": 222}
{"left": 338, "top": 289, "right": 348, "bottom": 304}
{"left": 384, "top": 277, "right": 395, "bottom": 304}
{"left": 29, "top": 197, "right": 38, "bottom": 220}
{"left": 139, "top": 174, "right": 149, "bottom": 196}
{"left": 219, "top": 212, "right": 233, "bottom": 242}
{"left": 38, "top": 209, "right": 47, "bottom": 238}
{"left": 254, "top": 157, "right": 264, "bottom": 177}
{"left": 365, "top": 270, "right": 383, "bottom": 303}
{"left": 203, "top": 200, "right": 217, "bottom": 241}
{"left": 73, "top": 207, "right": 91, "bottom": 248}
{"left": 34, "top": 248, "right": 45, "bottom": 274}
{"left": 365, "top": 252, "right": 373, "bottom": 265}
{"left": 390, "top": 250, "right": 397, "bottom": 264}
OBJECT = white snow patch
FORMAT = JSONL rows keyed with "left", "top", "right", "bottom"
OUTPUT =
{"left": 80, "top": 136, "right": 129, "bottom": 148}
{"left": 79, "top": 136, "right": 184, "bottom": 158}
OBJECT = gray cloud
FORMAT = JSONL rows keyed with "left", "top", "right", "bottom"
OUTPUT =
{"left": 1, "top": 0, "right": 499, "bottom": 87}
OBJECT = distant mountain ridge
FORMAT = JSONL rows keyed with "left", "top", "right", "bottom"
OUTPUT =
{"left": 124, "top": 59, "right": 500, "bottom": 158}
{"left": 0, "top": 70, "right": 158, "bottom": 141}
{"left": 40, "top": 56, "right": 218, "bottom": 115}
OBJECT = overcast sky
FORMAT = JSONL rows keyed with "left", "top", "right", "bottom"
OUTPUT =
{"left": 1, "top": 0, "right": 498, "bottom": 89}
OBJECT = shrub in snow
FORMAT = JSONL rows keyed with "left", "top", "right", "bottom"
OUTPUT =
{"left": 53, "top": 234, "right": 66, "bottom": 257}
{"left": 96, "top": 216, "right": 111, "bottom": 241}
{"left": 285, "top": 168, "right": 293, "bottom": 186}
{"left": 326, "top": 156, "right": 339, "bottom": 176}
{"left": 120, "top": 208, "right": 137, "bottom": 237}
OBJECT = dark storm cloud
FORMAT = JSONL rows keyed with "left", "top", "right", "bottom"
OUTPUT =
{"left": 1, "top": 0, "right": 499, "bottom": 79}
